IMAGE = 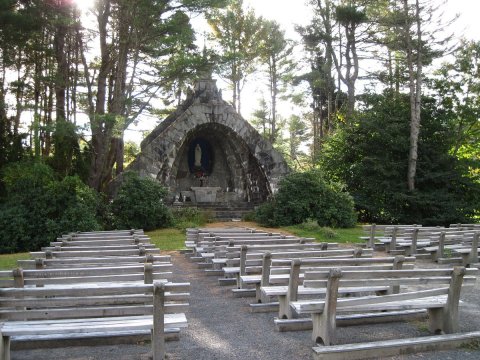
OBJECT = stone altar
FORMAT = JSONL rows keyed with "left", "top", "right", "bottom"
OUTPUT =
{"left": 191, "top": 186, "right": 221, "bottom": 203}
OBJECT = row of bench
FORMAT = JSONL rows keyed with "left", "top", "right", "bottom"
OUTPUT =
{"left": 362, "top": 224, "right": 480, "bottom": 267}
{"left": 0, "top": 229, "right": 189, "bottom": 360}
{"left": 186, "top": 226, "right": 479, "bottom": 359}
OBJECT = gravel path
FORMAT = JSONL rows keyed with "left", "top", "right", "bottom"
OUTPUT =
{"left": 11, "top": 252, "right": 480, "bottom": 360}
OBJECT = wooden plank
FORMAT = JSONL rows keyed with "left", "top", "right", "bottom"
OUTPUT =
{"left": 1, "top": 314, "right": 187, "bottom": 336}
{"left": 312, "top": 331, "right": 480, "bottom": 360}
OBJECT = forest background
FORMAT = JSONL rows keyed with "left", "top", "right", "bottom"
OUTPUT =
{"left": 0, "top": 0, "right": 479, "bottom": 252}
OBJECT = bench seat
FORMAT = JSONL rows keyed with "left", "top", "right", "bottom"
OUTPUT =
{"left": 1, "top": 314, "right": 187, "bottom": 337}
{"left": 311, "top": 331, "right": 480, "bottom": 360}
{"left": 288, "top": 267, "right": 476, "bottom": 346}
{"left": 262, "top": 285, "right": 390, "bottom": 298}
{"left": 0, "top": 281, "right": 189, "bottom": 360}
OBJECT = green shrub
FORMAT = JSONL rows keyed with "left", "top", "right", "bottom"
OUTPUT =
{"left": 242, "top": 210, "right": 256, "bottom": 222}
{"left": 255, "top": 171, "right": 356, "bottom": 228}
{"left": 254, "top": 200, "right": 277, "bottom": 227}
{"left": 171, "top": 207, "right": 211, "bottom": 231}
{"left": 315, "top": 185, "right": 357, "bottom": 228}
{"left": 45, "top": 176, "right": 101, "bottom": 236}
{"left": 110, "top": 172, "right": 172, "bottom": 231}
{"left": 0, "top": 161, "right": 101, "bottom": 252}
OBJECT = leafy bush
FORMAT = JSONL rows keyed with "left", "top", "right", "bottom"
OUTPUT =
{"left": 0, "top": 161, "right": 101, "bottom": 252}
{"left": 171, "top": 207, "right": 212, "bottom": 231}
{"left": 110, "top": 172, "right": 172, "bottom": 231}
{"left": 242, "top": 210, "right": 256, "bottom": 222}
{"left": 254, "top": 200, "right": 277, "bottom": 227}
{"left": 320, "top": 92, "right": 480, "bottom": 225}
{"left": 44, "top": 176, "right": 102, "bottom": 236}
{"left": 315, "top": 185, "right": 357, "bottom": 228}
{"left": 255, "top": 171, "right": 357, "bottom": 228}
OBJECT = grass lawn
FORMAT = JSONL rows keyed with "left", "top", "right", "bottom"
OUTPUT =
{"left": 282, "top": 222, "right": 364, "bottom": 244}
{"left": 0, "top": 253, "right": 30, "bottom": 271}
{"left": 146, "top": 228, "right": 187, "bottom": 251}
{"left": 146, "top": 220, "right": 365, "bottom": 251}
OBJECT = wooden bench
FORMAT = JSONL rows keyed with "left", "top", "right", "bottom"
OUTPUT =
{"left": 30, "top": 247, "right": 160, "bottom": 259}
{"left": 422, "top": 231, "right": 476, "bottom": 262}
{"left": 246, "top": 255, "right": 414, "bottom": 304}
{"left": 212, "top": 243, "right": 347, "bottom": 275}
{"left": 50, "top": 236, "right": 152, "bottom": 247}
{"left": 198, "top": 242, "right": 331, "bottom": 270}
{"left": 0, "top": 281, "right": 189, "bottom": 360}
{"left": 290, "top": 267, "right": 477, "bottom": 346}
{"left": 58, "top": 230, "right": 146, "bottom": 241}
{"left": 311, "top": 331, "right": 480, "bottom": 360}
{"left": 185, "top": 228, "right": 267, "bottom": 249}
{"left": 451, "top": 232, "right": 480, "bottom": 266}
{"left": 258, "top": 256, "right": 414, "bottom": 321}
{"left": 222, "top": 246, "right": 358, "bottom": 289}
{"left": 42, "top": 244, "right": 157, "bottom": 252}
{"left": 17, "top": 254, "right": 171, "bottom": 269}
{"left": 449, "top": 223, "right": 480, "bottom": 230}
{"left": 186, "top": 232, "right": 283, "bottom": 250}
{"left": 361, "top": 224, "right": 422, "bottom": 248}
{"left": 0, "top": 263, "right": 172, "bottom": 288}
{"left": 191, "top": 236, "right": 305, "bottom": 257}
{"left": 193, "top": 237, "right": 323, "bottom": 260}
{"left": 62, "top": 229, "right": 144, "bottom": 235}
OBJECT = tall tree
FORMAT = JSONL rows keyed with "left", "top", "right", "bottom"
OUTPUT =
{"left": 295, "top": 25, "right": 337, "bottom": 160}
{"left": 286, "top": 114, "right": 309, "bottom": 170}
{"left": 304, "top": 0, "right": 368, "bottom": 122}
{"left": 321, "top": 91, "right": 480, "bottom": 224}
{"left": 433, "top": 40, "right": 480, "bottom": 163}
{"left": 403, "top": 0, "right": 422, "bottom": 191}
{"left": 250, "top": 97, "right": 270, "bottom": 139}
{"left": 259, "top": 20, "right": 296, "bottom": 143}
{"left": 51, "top": 0, "right": 82, "bottom": 176}
{"left": 82, "top": 0, "right": 226, "bottom": 191}
{"left": 397, "top": 0, "right": 451, "bottom": 190}
{"left": 207, "top": 0, "right": 265, "bottom": 115}
{"left": 0, "top": 0, "right": 44, "bottom": 168}
{"left": 333, "top": 2, "right": 367, "bottom": 120}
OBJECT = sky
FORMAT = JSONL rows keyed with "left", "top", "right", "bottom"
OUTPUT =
{"left": 108, "top": 0, "right": 480, "bottom": 144}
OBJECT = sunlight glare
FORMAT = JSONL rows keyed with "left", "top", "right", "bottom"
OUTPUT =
{"left": 72, "top": 0, "right": 95, "bottom": 13}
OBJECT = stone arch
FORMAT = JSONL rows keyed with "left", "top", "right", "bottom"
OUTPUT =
{"left": 168, "top": 123, "right": 271, "bottom": 202}
{"left": 124, "top": 77, "right": 289, "bottom": 205}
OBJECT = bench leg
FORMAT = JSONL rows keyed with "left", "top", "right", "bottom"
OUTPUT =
{"left": 0, "top": 335, "right": 10, "bottom": 360}
{"left": 255, "top": 284, "right": 263, "bottom": 303}
{"left": 235, "top": 274, "right": 241, "bottom": 289}
{"left": 153, "top": 284, "right": 166, "bottom": 360}
{"left": 312, "top": 269, "right": 341, "bottom": 345}
{"left": 311, "top": 312, "right": 336, "bottom": 346}
{"left": 278, "top": 295, "right": 290, "bottom": 319}
{"left": 428, "top": 308, "right": 444, "bottom": 334}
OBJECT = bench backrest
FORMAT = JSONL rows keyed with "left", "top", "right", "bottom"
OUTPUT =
{"left": 17, "top": 255, "right": 171, "bottom": 269}
{"left": 226, "top": 248, "right": 371, "bottom": 267}
{"left": 0, "top": 263, "right": 172, "bottom": 288}
{"left": 265, "top": 255, "right": 416, "bottom": 285}
{"left": 50, "top": 237, "right": 152, "bottom": 247}
{"left": 30, "top": 247, "right": 160, "bottom": 258}
{"left": 0, "top": 281, "right": 188, "bottom": 321}
{"left": 42, "top": 244, "right": 156, "bottom": 252}
{"left": 302, "top": 267, "right": 478, "bottom": 288}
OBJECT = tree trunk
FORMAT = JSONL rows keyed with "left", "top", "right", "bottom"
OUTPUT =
{"left": 88, "top": 0, "right": 113, "bottom": 191}
{"left": 270, "top": 59, "right": 277, "bottom": 143}
{"left": 405, "top": 0, "right": 422, "bottom": 191}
